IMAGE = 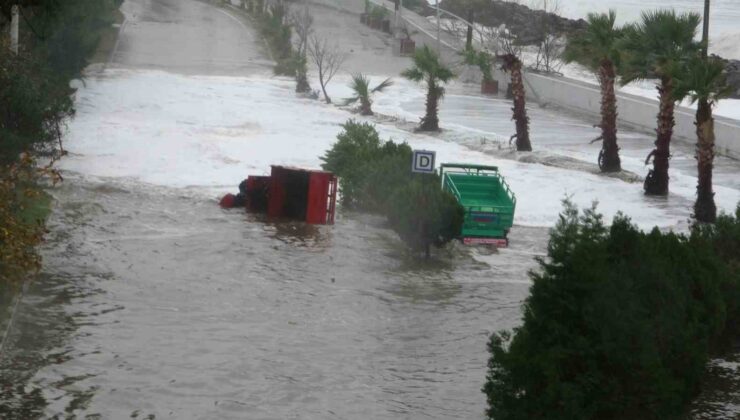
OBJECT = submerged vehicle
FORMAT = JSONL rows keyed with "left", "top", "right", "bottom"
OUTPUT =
{"left": 220, "top": 166, "right": 338, "bottom": 225}
{"left": 440, "top": 163, "right": 516, "bottom": 247}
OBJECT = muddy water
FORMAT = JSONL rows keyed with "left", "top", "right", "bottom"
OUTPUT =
{"left": 0, "top": 177, "right": 544, "bottom": 419}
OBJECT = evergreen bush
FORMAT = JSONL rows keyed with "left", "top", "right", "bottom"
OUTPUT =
{"left": 483, "top": 201, "right": 740, "bottom": 419}
{"left": 322, "top": 120, "right": 463, "bottom": 255}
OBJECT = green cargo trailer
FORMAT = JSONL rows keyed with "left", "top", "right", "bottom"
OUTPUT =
{"left": 441, "top": 164, "right": 516, "bottom": 247}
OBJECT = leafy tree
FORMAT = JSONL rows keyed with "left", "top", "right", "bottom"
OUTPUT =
{"left": 387, "top": 177, "right": 463, "bottom": 258}
{"left": 322, "top": 120, "right": 464, "bottom": 256}
{"left": 563, "top": 11, "right": 623, "bottom": 172}
{"left": 343, "top": 74, "right": 393, "bottom": 116}
{"left": 483, "top": 200, "right": 740, "bottom": 419}
{"left": 320, "top": 120, "right": 384, "bottom": 208}
{"left": 0, "top": 48, "right": 73, "bottom": 164}
{"left": 0, "top": 156, "right": 45, "bottom": 286}
{"left": 401, "top": 45, "right": 455, "bottom": 131}
{"left": 0, "top": 0, "right": 120, "bottom": 287}
{"left": 673, "top": 56, "right": 731, "bottom": 223}
{"left": 620, "top": 10, "right": 702, "bottom": 195}
{"left": 498, "top": 53, "right": 531, "bottom": 151}
{"left": 1, "top": 0, "right": 123, "bottom": 80}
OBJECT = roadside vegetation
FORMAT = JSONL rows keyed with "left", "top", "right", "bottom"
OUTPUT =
{"left": 249, "top": 2, "right": 296, "bottom": 76}
{"left": 620, "top": 10, "right": 702, "bottom": 196}
{"left": 343, "top": 74, "right": 393, "bottom": 116}
{"left": 673, "top": 56, "right": 731, "bottom": 223}
{"left": 0, "top": 0, "right": 123, "bottom": 287}
{"left": 563, "top": 11, "right": 623, "bottom": 172}
{"left": 484, "top": 200, "right": 740, "bottom": 419}
{"left": 321, "top": 120, "right": 464, "bottom": 257}
{"left": 402, "top": 46, "right": 455, "bottom": 132}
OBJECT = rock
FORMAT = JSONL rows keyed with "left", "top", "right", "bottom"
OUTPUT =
{"left": 439, "top": 0, "right": 587, "bottom": 44}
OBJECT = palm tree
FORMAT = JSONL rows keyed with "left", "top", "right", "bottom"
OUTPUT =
{"left": 563, "top": 11, "right": 623, "bottom": 172}
{"left": 401, "top": 46, "right": 455, "bottom": 131}
{"left": 343, "top": 74, "right": 393, "bottom": 116}
{"left": 498, "top": 53, "right": 532, "bottom": 151}
{"left": 620, "top": 10, "right": 701, "bottom": 195}
{"left": 673, "top": 56, "right": 730, "bottom": 223}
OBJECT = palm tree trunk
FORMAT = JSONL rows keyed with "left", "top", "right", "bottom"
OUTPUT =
{"left": 360, "top": 97, "right": 373, "bottom": 115}
{"left": 420, "top": 77, "right": 439, "bottom": 131}
{"left": 598, "top": 60, "right": 620, "bottom": 172}
{"left": 644, "top": 76, "right": 674, "bottom": 196}
{"left": 694, "top": 98, "right": 717, "bottom": 222}
{"left": 510, "top": 60, "right": 532, "bottom": 151}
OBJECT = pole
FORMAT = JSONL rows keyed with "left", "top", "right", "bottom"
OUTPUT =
{"left": 399, "top": 0, "right": 403, "bottom": 34}
{"left": 701, "top": 0, "right": 710, "bottom": 58}
{"left": 10, "top": 5, "right": 19, "bottom": 55}
{"left": 435, "top": 0, "right": 440, "bottom": 53}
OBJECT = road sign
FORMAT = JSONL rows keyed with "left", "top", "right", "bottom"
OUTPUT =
{"left": 412, "top": 150, "right": 436, "bottom": 174}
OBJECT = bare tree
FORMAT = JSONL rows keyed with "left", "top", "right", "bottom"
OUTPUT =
{"left": 291, "top": 4, "right": 313, "bottom": 93}
{"left": 308, "top": 36, "right": 346, "bottom": 104}
{"left": 531, "top": 0, "right": 564, "bottom": 73}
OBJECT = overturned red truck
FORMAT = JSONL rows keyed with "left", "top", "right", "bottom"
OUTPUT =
{"left": 220, "top": 166, "right": 338, "bottom": 225}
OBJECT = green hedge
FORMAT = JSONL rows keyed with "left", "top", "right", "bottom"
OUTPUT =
{"left": 0, "top": 0, "right": 122, "bottom": 164}
{"left": 322, "top": 120, "right": 463, "bottom": 255}
{"left": 247, "top": 2, "right": 296, "bottom": 76}
{"left": 484, "top": 201, "right": 740, "bottom": 419}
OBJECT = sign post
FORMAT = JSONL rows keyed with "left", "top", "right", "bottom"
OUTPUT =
{"left": 412, "top": 150, "right": 436, "bottom": 174}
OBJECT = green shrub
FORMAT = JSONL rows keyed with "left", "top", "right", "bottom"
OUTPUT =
{"left": 322, "top": 120, "right": 463, "bottom": 255}
{"left": 252, "top": 2, "right": 294, "bottom": 71}
{"left": 483, "top": 201, "right": 740, "bottom": 420}
{"left": 0, "top": 48, "right": 74, "bottom": 164}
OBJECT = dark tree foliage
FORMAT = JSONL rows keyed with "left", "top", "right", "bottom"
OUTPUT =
{"left": 0, "top": 0, "right": 121, "bottom": 286}
{"left": 248, "top": 2, "right": 297, "bottom": 76}
{"left": 0, "top": 0, "right": 121, "bottom": 164}
{"left": 322, "top": 120, "right": 464, "bottom": 255}
{"left": 1, "top": 0, "right": 123, "bottom": 79}
{"left": 0, "top": 48, "right": 73, "bottom": 164}
{"left": 484, "top": 201, "right": 740, "bottom": 420}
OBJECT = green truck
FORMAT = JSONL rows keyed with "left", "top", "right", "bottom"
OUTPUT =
{"left": 441, "top": 163, "right": 516, "bottom": 247}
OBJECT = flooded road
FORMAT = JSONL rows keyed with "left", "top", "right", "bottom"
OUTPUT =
{"left": 1, "top": 178, "right": 539, "bottom": 418}
{"left": 1, "top": 0, "right": 738, "bottom": 418}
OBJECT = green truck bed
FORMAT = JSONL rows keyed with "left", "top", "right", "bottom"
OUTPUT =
{"left": 441, "top": 163, "right": 516, "bottom": 240}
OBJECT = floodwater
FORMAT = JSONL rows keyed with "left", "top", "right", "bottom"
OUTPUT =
{"left": 0, "top": 177, "right": 540, "bottom": 418}
{"left": 1, "top": 0, "right": 738, "bottom": 418}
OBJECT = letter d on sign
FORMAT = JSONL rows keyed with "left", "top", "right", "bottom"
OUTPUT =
{"left": 412, "top": 150, "right": 436, "bottom": 174}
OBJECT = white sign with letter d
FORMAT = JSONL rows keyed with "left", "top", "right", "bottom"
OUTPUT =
{"left": 412, "top": 150, "right": 436, "bottom": 174}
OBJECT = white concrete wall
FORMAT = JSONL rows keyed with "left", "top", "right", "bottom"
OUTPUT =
{"left": 492, "top": 67, "right": 740, "bottom": 160}
{"left": 327, "top": 0, "right": 740, "bottom": 160}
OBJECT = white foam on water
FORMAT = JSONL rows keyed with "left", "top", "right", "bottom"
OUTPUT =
{"left": 62, "top": 69, "right": 737, "bottom": 230}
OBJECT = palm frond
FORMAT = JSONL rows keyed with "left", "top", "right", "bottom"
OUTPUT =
{"left": 402, "top": 45, "right": 455, "bottom": 83}
{"left": 371, "top": 78, "right": 394, "bottom": 93}
{"left": 342, "top": 95, "right": 362, "bottom": 106}
{"left": 619, "top": 9, "right": 701, "bottom": 84}
{"left": 401, "top": 67, "right": 424, "bottom": 82}
{"left": 563, "top": 10, "right": 622, "bottom": 72}
{"left": 673, "top": 57, "right": 731, "bottom": 104}
{"left": 349, "top": 73, "right": 371, "bottom": 98}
